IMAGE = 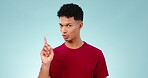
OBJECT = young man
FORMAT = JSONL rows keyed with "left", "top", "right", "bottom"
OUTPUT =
{"left": 38, "top": 3, "right": 109, "bottom": 78}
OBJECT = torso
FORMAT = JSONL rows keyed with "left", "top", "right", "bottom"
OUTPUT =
{"left": 50, "top": 41, "right": 107, "bottom": 78}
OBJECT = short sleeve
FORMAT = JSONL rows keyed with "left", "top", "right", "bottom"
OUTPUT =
{"left": 94, "top": 51, "right": 109, "bottom": 78}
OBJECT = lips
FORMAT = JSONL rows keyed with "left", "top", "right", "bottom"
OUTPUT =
{"left": 62, "top": 35, "right": 68, "bottom": 39}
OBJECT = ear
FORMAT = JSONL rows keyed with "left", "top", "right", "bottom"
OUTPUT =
{"left": 79, "top": 22, "right": 83, "bottom": 29}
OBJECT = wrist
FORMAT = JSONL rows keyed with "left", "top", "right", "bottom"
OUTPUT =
{"left": 41, "top": 62, "right": 51, "bottom": 69}
{"left": 42, "top": 60, "right": 52, "bottom": 65}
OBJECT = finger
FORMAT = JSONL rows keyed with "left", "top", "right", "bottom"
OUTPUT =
{"left": 44, "top": 36, "right": 47, "bottom": 44}
{"left": 43, "top": 47, "right": 49, "bottom": 52}
{"left": 43, "top": 46, "right": 51, "bottom": 55}
{"left": 40, "top": 51, "right": 48, "bottom": 57}
{"left": 44, "top": 44, "right": 51, "bottom": 51}
{"left": 43, "top": 42, "right": 53, "bottom": 55}
{"left": 41, "top": 44, "right": 50, "bottom": 55}
{"left": 49, "top": 47, "right": 54, "bottom": 55}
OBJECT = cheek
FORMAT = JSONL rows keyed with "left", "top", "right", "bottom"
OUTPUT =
{"left": 60, "top": 28, "right": 62, "bottom": 32}
{"left": 69, "top": 27, "right": 79, "bottom": 36}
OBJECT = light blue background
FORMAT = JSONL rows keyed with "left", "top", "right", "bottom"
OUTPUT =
{"left": 0, "top": 0, "right": 147, "bottom": 78}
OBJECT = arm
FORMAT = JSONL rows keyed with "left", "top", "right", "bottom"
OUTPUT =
{"left": 38, "top": 37, "right": 54, "bottom": 78}
{"left": 38, "top": 63, "right": 51, "bottom": 78}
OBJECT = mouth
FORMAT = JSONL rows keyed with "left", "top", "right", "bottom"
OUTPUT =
{"left": 62, "top": 35, "right": 68, "bottom": 39}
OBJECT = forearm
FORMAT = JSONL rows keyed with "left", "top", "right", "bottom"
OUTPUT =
{"left": 38, "top": 63, "right": 51, "bottom": 78}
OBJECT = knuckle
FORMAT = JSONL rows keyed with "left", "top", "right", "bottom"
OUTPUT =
{"left": 44, "top": 47, "right": 47, "bottom": 50}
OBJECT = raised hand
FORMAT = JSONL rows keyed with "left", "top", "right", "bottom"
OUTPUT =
{"left": 40, "top": 36, "right": 54, "bottom": 65}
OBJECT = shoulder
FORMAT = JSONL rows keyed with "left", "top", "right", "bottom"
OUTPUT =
{"left": 53, "top": 43, "right": 65, "bottom": 52}
{"left": 84, "top": 42, "right": 103, "bottom": 56}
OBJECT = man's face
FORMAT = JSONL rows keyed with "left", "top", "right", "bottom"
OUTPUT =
{"left": 59, "top": 16, "right": 82, "bottom": 42}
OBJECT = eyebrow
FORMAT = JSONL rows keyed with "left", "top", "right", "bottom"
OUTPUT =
{"left": 59, "top": 23, "right": 72, "bottom": 26}
{"left": 59, "top": 23, "right": 63, "bottom": 26}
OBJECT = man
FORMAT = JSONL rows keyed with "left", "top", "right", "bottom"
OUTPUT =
{"left": 38, "top": 3, "right": 109, "bottom": 78}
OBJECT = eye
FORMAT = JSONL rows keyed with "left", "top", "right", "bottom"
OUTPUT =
{"left": 60, "top": 24, "right": 63, "bottom": 28}
{"left": 67, "top": 24, "right": 72, "bottom": 27}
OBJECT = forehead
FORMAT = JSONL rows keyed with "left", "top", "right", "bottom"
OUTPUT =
{"left": 59, "top": 16, "right": 76, "bottom": 24}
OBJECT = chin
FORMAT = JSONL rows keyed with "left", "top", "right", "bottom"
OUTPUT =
{"left": 65, "top": 39, "right": 72, "bottom": 42}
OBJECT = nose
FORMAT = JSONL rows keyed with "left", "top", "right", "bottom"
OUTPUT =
{"left": 61, "top": 26, "right": 67, "bottom": 34}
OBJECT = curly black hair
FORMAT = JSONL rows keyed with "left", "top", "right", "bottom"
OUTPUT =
{"left": 57, "top": 3, "right": 84, "bottom": 21}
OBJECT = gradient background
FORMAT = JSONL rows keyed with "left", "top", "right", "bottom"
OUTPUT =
{"left": 0, "top": 0, "right": 147, "bottom": 78}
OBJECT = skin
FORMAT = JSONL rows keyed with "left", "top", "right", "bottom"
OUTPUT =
{"left": 38, "top": 16, "right": 83, "bottom": 78}
{"left": 38, "top": 36, "right": 54, "bottom": 78}
{"left": 38, "top": 16, "right": 107, "bottom": 78}
{"left": 59, "top": 16, "right": 84, "bottom": 49}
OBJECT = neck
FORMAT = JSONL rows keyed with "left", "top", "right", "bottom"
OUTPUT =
{"left": 65, "top": 37, "right": 84, "bottom": 49}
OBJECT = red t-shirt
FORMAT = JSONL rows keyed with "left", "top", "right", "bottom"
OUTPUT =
{"left": 50, "top": 42, "right": 109, "bottom": 78}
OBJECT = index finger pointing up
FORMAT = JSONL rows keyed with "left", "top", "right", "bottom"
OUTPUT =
{"left": 44, "top": 36, "right": 47, "bottom": 44}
